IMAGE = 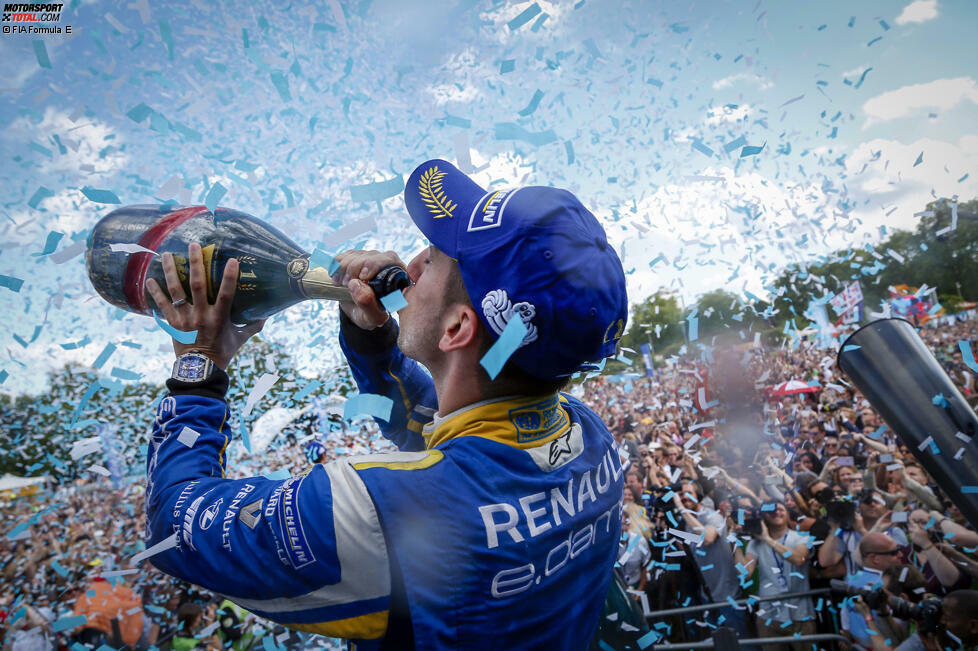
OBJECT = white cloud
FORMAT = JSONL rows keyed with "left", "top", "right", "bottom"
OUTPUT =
{"left": 704, "top": 104, "right": 753, "bottom": 127}
{"left": 861, "top": 77, "right": 978, "bottom": 127}
{"left": 895, "top": 0, "right": 939, "bottom": 25}
{"left": 712, "top": 73, "right": 773, "bottom": 91}
{"left": 844, "top": 134, "right": 978, "bottom": 230}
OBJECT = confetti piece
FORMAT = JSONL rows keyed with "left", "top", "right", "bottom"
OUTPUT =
{"left": 238, "top": 419, "right": 251, "bottom": 453}
{"left": 913, "top": 152, "right": 924, "bottom": 167}
{"left": 264, "top": 468, "right": 291, "bottom": 481}
{"left": 518, "top": 89, "right": 545, "bottom": 116}
{"left": 343, "top": 393, "right": 394, "bottom": 422}
{"left": 507, "top": 2, "right": 541, "bottom": 31}
{"left": 740, "top": 143, "right": 765, "bottom": 157}
{"left": 959, "top": 341, "right": 978, "bottom": 372}
{"left": 0, "top": 275, "right": 25, "bottom": 292}
{"left": 293, "top": 380, "right": 321, "bottom": 402}
{"left": 99, "top": 569, "right": 139, "bottom": 578}
{"left": 842, "top": 344, "right": 861, "bottom": 352}
{"left": 32, "top": 231, "right": 64, "bottom": 257}
{"left": 204, "top": 182, "right": 227, "bottom": 214}
{"left": 500, "top": 59, "right": 515, "bottom": 74}
{"left": 309, "top": 248, "right": 339, "bottom": 275}
{"left": 131, "top": 533, "right": 178, "bottom": 564}
{"left": 350, "top": 176, "right": 404, "bottom": 203}
{"left": 52, "top": 615, "right": 87, "bottom": 633}
{"left": 81, "top": 187, "right": 121, "bottom": 204}
{"left": 723, "top": 135, "right": 747, "bottom": 154}
{"left": 154, "top": 313, "right": 198, "bottom": 345}
{"left": 33, "top": 40, "right": 51, "bottom": 68}
{"left": 963, "top": 487, "right": 978, "bottom": 494}
{"left": 494, "top": 122, "right": 558, "bottom": 146}
{"left": 51, "top": 240, "right": 86, "bottom": 264}
{"left": 28, "top": 186, "right": 55, "bottom": 209}
{"left": 92, "top": 343, "right": 117, "bottom": 370}
{"left": 177, "top": 426, "right": 200, "bottom": 448}
{"left": 109, "top": 242, "right": 158, "bottom": 255}
{"left": 270, "top": 71, "right": 291, "bottom": 102}
{"left": 480, "top": 314, "right": 528, "bottom": 380}
{"left": 242, "top": 373, "right": 280, "bottom": 418}
{"left": 380, "top": 289, "right": 408, "bottom": 313}
{"left": 691, "top": 139, "right": 715, "bottom": 157}
{"left": 321, "top": 216, "right": 377, "bottom": 249}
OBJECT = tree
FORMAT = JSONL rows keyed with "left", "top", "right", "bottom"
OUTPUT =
{"left": 620, "top": 290, "right": 684, "bottom": 357}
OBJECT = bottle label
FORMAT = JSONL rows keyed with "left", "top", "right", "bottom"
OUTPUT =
{"left": 286, "top": 256, "right": 309, "bottom": 279}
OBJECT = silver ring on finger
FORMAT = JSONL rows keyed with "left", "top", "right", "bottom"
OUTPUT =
{"left": 172, "top": 298, "right": 187, "bottom": 307}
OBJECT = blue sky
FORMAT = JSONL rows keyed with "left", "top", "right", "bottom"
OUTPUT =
{"left": 0, "top": 0, "right": 975, "bottom": 395}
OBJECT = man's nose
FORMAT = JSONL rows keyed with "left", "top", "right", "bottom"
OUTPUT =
{"left": 406, "top": 252, "right": 425, "bottom": 283}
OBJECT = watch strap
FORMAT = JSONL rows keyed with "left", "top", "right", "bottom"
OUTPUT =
{"left": 167, "top": 366, "right": 230, "bottom": 400}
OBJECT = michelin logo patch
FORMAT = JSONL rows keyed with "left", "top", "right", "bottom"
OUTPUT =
{"left": 274, "top": 476, "right": 316, "bottom": 570}
{"left": 468, "top": 188, "right": 523, "bottom": 233}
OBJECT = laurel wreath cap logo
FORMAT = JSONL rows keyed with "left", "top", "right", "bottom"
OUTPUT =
{"left": 418, "top": 166, "right": 457, "bottom": 219}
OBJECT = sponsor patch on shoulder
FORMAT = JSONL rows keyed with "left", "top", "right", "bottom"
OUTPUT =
{"left": 509, "top": 394, "right": 569, "bottom": 443}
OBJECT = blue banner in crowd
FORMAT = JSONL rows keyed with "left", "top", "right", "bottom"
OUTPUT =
{"left": 640, "top": 344, "right": 654, "bottom": 377}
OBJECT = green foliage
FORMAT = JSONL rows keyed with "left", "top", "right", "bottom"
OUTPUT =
{"left": 620, "top": 290, "right": 684, "bottom": 357}
{"left": 767, "top": 198, "right": 978, "bottom": 332}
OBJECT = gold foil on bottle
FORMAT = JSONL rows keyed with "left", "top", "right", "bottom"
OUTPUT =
{"left": 297, "top": 266, "right": 353, "bottom": 301}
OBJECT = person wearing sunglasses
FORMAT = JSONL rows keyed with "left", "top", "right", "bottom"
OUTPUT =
{"left": 840, "top": 533, "right": 903, "bottom": 649}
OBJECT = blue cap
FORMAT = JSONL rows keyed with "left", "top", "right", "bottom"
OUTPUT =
{"left": 304, "top": 440, "right": 326, "bottom": 463}
{"left": 404, "top": 159, "right": 628, "bottom": 380}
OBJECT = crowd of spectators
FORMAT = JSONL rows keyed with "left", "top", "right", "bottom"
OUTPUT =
{"left": 601, "top": 314, "right": 978, "bottom": 650}
{"left": 1, "top": 314, "right": 976, "bottom": 650}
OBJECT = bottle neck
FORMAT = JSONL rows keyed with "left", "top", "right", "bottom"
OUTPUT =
{"left": 297, "top": 266, "right": 353, "bottom": 302}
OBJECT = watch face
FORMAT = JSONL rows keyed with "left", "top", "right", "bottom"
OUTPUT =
{"left": 177, "top": 355, "right": 208, "bottom": 380}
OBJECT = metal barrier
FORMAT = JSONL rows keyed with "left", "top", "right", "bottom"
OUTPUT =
{"left": 644, "top": 590, "right": 867, "bottom": 651}
{"left": 648, "top": 633, "right": 868, "bottom": 651}
{"left": 645, "top": 588, "right": 833, "bottom": 620}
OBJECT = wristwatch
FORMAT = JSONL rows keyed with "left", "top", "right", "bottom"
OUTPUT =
{"left": 171, "top": 351, "right": 216, "bottom": 383}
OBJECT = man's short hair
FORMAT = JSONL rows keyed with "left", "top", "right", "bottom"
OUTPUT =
{"left": 945, "top": 590, "right": 978, "bottom": 619}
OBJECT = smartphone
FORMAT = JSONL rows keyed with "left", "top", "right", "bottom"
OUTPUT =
{"left": 891, "top": 511, "right": 909, "bottom": 523}
{"left": 836, "top": 456, "right": 854, "bottom": 467}
{"left": 879, "top": 453, "right": 894, "bottom": 464}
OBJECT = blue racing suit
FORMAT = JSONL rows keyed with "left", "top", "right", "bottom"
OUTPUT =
{"left": 145, "top": 313, "right": 624, "bottom": 649}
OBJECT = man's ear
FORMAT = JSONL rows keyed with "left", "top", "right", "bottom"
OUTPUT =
{"left": 439, "top": 304, "right": 480, "bottom": 353}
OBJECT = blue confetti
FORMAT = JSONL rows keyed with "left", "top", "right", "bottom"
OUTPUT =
{"left": 480, "top": 315, "right": 527, "bottom": 380}
{"left": 842, "top": 344, "right": 861, "bottom": 352}
{"left": 264, "top": 468, "right": 291, "bottom": 481}
{"left": 494, "top": 122, "right": 558, "bottom": 146}
{"left": 913, "top": 151, "right": 924, "bottom": 167}
{"left": 309, "top": 248, "right": 339, "bottom": 274}
{"left": 380, "top": 289, "right": 408, "bottom": 313}
{"left": 723, "top": 135, "right": 747, "bottom": 153}
{"left": 350, "top": 176, "right": 404, "bottom": 203}
{"left": 27, "top": 186, "right": 55, "bottom": 209}
{"left": 53, "top": 615, "right": 87, "bottom": 633}
{"left": 270, "top": 71, "right": 291, "bottom": 101}
{"left": 154, "top": 313, "right": 198, "bottom": 344}
{"left": 507, "top": 2, "right": 541, "bottom": 31}
{"left": 740, "top": 142, "right": 766, "bottom": 157}
{"left": 32, "top": 231, "right": 64, "bottom": 257}
{"left": 517, "top": 89, "right": 545, "bottom": 116}
{"left": 960, "top": 341, "right": 978, "bottom": 373}
{"left": 81, "top": 187, "right": 121, "bottom": 204}
{"left": 204, "top": 182, "right": 227, "bottom": 214}
{"left": 500, "top": 59, "right": 515, "bottom": 74}
{"left": 343, "top": 393, "right": 394, "bottom": 422}
{"left": 33, "top": 40, "right": 51, "bottom": 68}
{"left": 92, "top": 343, "right": 117, "bottom": 369}
{"left": 0, "top": 275, "right": 25, "bottom": 292}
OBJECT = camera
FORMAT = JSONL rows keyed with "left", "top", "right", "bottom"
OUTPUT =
{"left": 830, "top": 580, "right": 943, "bottom": 634}
{"left": 741, "top": 507, "right": 763, "bottom": 537}
{"left": 816, "top": 489, "right": 858, "bottom": 530}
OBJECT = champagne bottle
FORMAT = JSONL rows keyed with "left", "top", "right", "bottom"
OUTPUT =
{"left": 85, "top": 204, "right": 408, "bottom": 324}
